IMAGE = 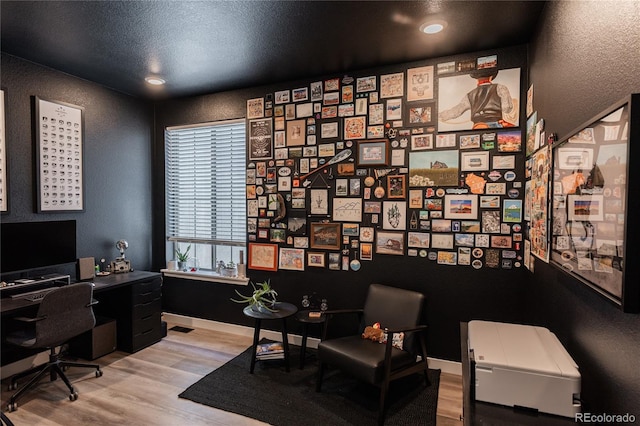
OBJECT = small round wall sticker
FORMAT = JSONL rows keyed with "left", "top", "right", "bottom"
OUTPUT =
{"left": 350, "top": 259, "right": 361, "bottom": 271}
{"left": 504, "top": 171, "right": 516, "bottom": 181}
{"left": 472, "top": 259, "right": 483, "bottom": 269}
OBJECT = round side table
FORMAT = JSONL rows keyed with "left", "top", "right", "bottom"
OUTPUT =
{"left": 242, "top": 302, "right": 298, "bottom": 373}
{"left": 295, "top": 310, "right": 326, "bottom": 369}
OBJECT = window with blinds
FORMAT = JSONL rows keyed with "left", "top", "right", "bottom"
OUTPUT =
{"left": 165, "top": 119, "right": 246, "bottom": 270}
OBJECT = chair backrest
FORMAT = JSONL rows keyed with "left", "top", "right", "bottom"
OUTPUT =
{"left": 34, "top": 282, "right": 96, "bottom": 349}
{"left": 362, "top": 283, "right": 425, "bottom": 355}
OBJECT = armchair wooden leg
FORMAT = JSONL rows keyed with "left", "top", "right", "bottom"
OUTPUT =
{"left": 378, "top": 378, "right": 390, "bottom": 426}
{"left": 316, "top": 362, "right": 325, "bottom": 392}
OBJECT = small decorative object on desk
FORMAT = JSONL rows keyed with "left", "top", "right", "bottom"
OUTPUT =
{"left": 220, "top": 261, "right": 237, "bottom": 277}
{"left": 175, "top": 244, "right": 191, "bottom": 272}
{"left": 231, "top": 279, "right": 278, "bottom": 312}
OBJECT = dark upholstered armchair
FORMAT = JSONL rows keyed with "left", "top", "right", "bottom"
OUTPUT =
{"left": 5, "top": 282, "right": 103, "bottom": 412}
{"left": 316, "top": 283, "right": 430, "bottom": 425}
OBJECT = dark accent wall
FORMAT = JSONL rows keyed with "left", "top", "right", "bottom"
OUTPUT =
{"left": 527, "top": 1, "right": 640, "bottom": 416}
{"left": 1, "top": 53, "right": 154, "bottom": 272}
{"left": 155, "top": 45, "right": 531, "bottom": 363}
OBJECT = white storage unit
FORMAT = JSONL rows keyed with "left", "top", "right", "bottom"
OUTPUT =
{"left": 468, "top": 320, "right": 581, "bottom": 418}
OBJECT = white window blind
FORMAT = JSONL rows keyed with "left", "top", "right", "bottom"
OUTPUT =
{"left": 165, "top": 119, "right": 246, "bottom": 268}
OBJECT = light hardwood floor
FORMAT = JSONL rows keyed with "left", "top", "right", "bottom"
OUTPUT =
{"left": 1, "top": 322, "right": 462, "bottom": 425}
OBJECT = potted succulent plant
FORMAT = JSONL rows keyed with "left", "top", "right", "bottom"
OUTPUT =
{"left": 231, "top": 280, "right": 279, "bottom": 312}
{"left": 175, "top": 244, "right": 191, "bottom": 271}
{"left": 220, "top": 260, "right": 237, "bottom": 277}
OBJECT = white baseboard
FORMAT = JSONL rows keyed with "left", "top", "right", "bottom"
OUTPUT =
{"left": 162, "top": 312, "right": 462, "bottom": 376}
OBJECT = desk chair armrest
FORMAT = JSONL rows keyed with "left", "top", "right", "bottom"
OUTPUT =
{"left": 13, "top": 315, "right": 47, "bottom": 323}
{"left": 383, "top": 324, "right": 428, "bottom": 335}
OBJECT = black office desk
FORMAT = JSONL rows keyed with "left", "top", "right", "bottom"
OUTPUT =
{"left": 460, "top": 322, "right": 575, "bottom": 425}
{"left": 1, "top": 271, "right": 163, "bottom": 361}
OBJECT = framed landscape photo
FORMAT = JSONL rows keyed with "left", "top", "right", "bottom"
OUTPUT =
{"left": 310, "top": 222, "right": 341, "bottom": 250}
{"left": 35, "top": 97, "right": 85, "bottom": 212}
{"left": 357, "top": 139, "right": 389, "bottom": 166}
{"left": 444, "top": 194, "right": 478, "bottom": 219}
{"left": 248, "top": 243, "right": 278, "bottom": 271}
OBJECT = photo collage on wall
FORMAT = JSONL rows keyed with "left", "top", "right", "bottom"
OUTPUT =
{"left": 245, "top": 54, "right": 525, "bottom": 273}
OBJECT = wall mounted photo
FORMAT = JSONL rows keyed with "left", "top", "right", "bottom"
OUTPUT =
{"left": 438, "top": 67, "right": 520, "bottom": 132}
{"left": 405, "top": 102, "right": 435, "bottom": 126}
{"left": 408, "top": 150, "right": 459, "bottom": 187}
{"left": 278, "top": 247, "right": 305, "bottom": 271}
{"left": 406, "top": 66, "right": 434, "bottom": 101}
{"left": 375, "top": 231, "right": 404, "bottom": 255}
{"left": 35, "top": 96, "right": 84, "bottom": 212}
{"left": 444, "top": 194, "right": 478, "bottom": 220}
{"left": 247, "top": 97, "right": 264, "bottom": 119}
{"left": 307, "top": 251, "right": 325, "bottom": 268}
{"left": 248, "top": 118, "right": 273, "bottom": 160}
{"left": 286, "top": 119, "right": 306, "bottom": 146}
{"left": 460, "top": 151, "right": 490, "bottom": 171}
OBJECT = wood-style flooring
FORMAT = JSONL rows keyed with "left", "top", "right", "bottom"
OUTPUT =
{"left": 1, "top": 322, "right": 462, "bottom": 425}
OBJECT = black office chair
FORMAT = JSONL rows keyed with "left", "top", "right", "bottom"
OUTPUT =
{"left": 316, "top": 283, "right": 430, "bottom": 425}
{"left": 5, "top": 282, "right": 103, "bottom": 412}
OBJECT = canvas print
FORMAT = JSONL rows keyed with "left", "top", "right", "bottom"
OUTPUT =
{"left": 438, "top": 68, "right": 520, "bottom": 132}
{"left": 409, "top": 150, "right": 459, "bottom": 187}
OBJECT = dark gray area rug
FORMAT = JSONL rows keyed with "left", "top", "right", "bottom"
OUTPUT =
{"left": 179, "top": 342, "right": 440, "bottom": 426}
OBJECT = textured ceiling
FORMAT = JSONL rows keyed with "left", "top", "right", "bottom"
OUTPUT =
{"left": 1, "top": 1, "right": 545, "bottom": 100}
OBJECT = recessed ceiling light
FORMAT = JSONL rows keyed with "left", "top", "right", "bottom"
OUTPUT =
{"left": 420, "top": 21, "right": 447, "bottom": 34}
{"left": 145, "top": 76, "right": 166, "bottom": 86}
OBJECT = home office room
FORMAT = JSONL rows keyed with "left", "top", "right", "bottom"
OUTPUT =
{"left": 1, "top": 1, "right": 639, "bottom": 425}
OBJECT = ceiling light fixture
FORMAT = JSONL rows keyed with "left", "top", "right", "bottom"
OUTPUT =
{"left": 420, "top": 20, "right": 447, "bottom": 35}
{"left": 145, "top": 76, "right": 165, "bottom": 86}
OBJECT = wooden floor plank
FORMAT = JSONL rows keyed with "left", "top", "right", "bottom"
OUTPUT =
{"left": 1, "top": 322, "right": 462, "bottom": 425}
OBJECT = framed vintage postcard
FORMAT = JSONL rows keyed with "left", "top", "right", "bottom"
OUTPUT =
{"left": 307, "top": 252, "right": 325, "bottom": 268}
{"left": 375, "top": 231, "right": 404, "bottom": 255}
{"left": 320, "top": 120, "right": 339, "bottom": 140}
{"left": 380, "top": 72, "right": 404, "bottom": 99}
{"left": 386, "top": 99, "right": 402, "bottom": 121}
{"left": 248, "top": 243, "right": 278, "bottom": 271}
{"left": 408, "top": 232, "right": 430, "bottom": 248}
{"left": 247, "top": 97, "right": 264, "bottom": 119}
{"left": 406, "top": 102, "right": 435, "bottom": 126}
{"left": 410, "top": 134, "right": 433, "bottom": 151}
{"left": 431, "top": 234, "right": 454, "bottom": 249}
{"left": 310, "top": 81, "right": 323, "bottom": 101}
{"left": 344, "top": 116, "right": 366, "bottom": 139}
{"left": 286, "top": 119, "right": 306, "bottom": 146}
{"left": 386, "top": 175, "right": 406, "bottom": 199}
{"left": 292, "top": 87, "right": 308, "bottom": 102}
{"left": 35, "top": 97, "right": 85, "bottom": 212}
{"left": 278, "top": 247, "right": 305, "bottom": 271}
{"left": 324, "top": 78, "right": 340, "bottom": 92}
{"left": 357, "top": 139, "right": 389, "bottom": 166}
{"left": 460, "top": 151, "right": 490, "bottom": 171}
{"left": 274, "top": 90, "right": 290, "bottom": 104}
{"left": 356, "top": 76, "right": 377, "bottom": 93}
{"left": 406, "top": 65, "right": 434, "bottom": 101}
{"left": 503, "top": 199, "right": 523, "bottom": 222}
{"left": 310, "top": 222, "right": 341, "bottom": 250}
{"left": 248, "top": 118, "right": 273, "bottom": 161}
{"left": 444, "top": 194, "right": 478, "bottom": 219}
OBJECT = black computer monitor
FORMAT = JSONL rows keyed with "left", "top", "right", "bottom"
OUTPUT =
{"left": 1, "top": 220, "right": 77, "bottom": 275}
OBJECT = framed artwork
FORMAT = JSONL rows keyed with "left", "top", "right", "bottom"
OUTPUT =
{"left": 292, "top": 87, "right": 308, "bottom": 102}
{"left": 386, "top": 99, "right": 402, "bottom": 120}
{"left": 324, "top": 78, "right": 340, "bottom": 92}
{"left": 248, "top": 243, "right": 278, "bottom": 271}
{"left": 274, "top": 90, "right": 290, "bottom": 104}
{"left": 320, "top": 120, "right": 340, "bottom": 140}
{"left": 344, "top": 116, "right": 366, "bottom": 139}
{"left": 287, "top": 119, "right": 306, "bottom": 146}
{"left": 408, "top": 150, "right": 459, "bottom": 187}
{"left": 310, "top": 81, "right": 323, "bottom": 101}
{"left": 247, "top": 97, "right": 264, "bottom": 119}
{"left": 503, "top": 199, "right": 523, "bottom": 222}
{"left": 375, "top": 231, "right": 404, "bottom": 255}
{"left": 248, "top": 118, "right": 273, "bottom": 161}
{"left": 380, "top": 72, "right": 404, "bottom": 99}
{"left": 410, "top": 134, "right": 433, "bottom": 151}
{"left": 310, "top": 222, "right": 341, "bottom": 250}
{"left": 332, "top": 198, "right": 362, "bottom": 222}
{"left": 369, "top": 103, "right": 384, "bottom": 125}
{"left": 406, "top": 66, "right": 434, "bottom": 101}
{"left": 460, "top": 151, "right": 490, "bottom": 171}
{"left": 279, "top": 247, "right": 305, "bottom": 271}
{"left": 0, "top": 89, "right": 6, "bottom": 213}
{"left": 360, "top": 242, "right": 373, "bottom": 260}
{"left": 382, "top": 201, "right": 407, "bottom": 230}
{"left": 548, "top": 99, "right": 639, "bottom": 310}
{"left": 357, "top": 139, "right": 389, "bottom": 166}
{"left": 35, "top": 97, "right": 85, "bottom": 212}
{"left": 386, "top": 175, "right": 406, "bottom": 199}
{"left": 356, "top": 76, "right": 376, "bottom": 93}
{"left": 307, "top": 252, "right": 325, "bottom": 268}
{"left": 407, "top": 232, "right": 430, "bottom": 248}
{"left": 405, "top": 102, "right": 435, "bottom": 126}
{"left": 444, "top": 195, "right": 478, "bottom": 219}
{"left": 438, "top": 67, "right": 520, "bottom": 132}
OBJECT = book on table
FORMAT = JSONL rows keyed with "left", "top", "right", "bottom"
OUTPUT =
{"left": 256, "top": 341, "right": 284, "bottom": 359}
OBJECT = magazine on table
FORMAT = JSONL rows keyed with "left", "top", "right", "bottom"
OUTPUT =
{"left": 256, "top": 341, "right": 284, "bottom": 357}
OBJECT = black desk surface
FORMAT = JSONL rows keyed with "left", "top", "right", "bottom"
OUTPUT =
{"left": 1, "top": 270, "right": 160, "bottom": 316}
{"left": 460, "top": 322, "right": 575, "bottom": 426}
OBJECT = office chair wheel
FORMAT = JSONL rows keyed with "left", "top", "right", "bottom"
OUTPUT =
{"left": 69, "top": 391, "right": 78, "bottom": 401}
{"left": 7, "top": 402, "right": 17, "bottom": 412}
{"left": 95, "top": 369, "right": 103, "bottom": 377}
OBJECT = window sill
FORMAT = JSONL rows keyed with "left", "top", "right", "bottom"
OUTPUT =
{"left": 160, "top": 269, "right": 250, "bottom": 286}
